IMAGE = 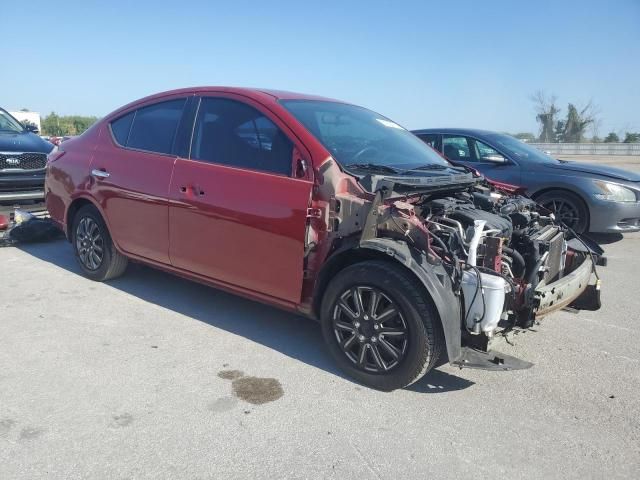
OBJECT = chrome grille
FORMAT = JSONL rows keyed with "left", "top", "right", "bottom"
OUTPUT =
{"left": 0, "top": 152, "right": 48, "bottom": 171}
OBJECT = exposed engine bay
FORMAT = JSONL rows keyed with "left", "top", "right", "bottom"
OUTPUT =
{"left": 326, "top": 172, "right": 604, "bottom": 356}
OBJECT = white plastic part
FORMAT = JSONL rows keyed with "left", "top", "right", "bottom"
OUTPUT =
{"left": 461, "top": 270, "right": 509, "bottom": 334}
{"left": 13, "top": 209, "right": 35, "bottom": 225}
{"left": 466, "top": 220, "right": 486, "bottom": 267}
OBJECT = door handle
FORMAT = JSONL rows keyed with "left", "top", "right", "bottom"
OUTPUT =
{"left": 180, "top": 185, "right": 205, "bottom": 196}
{"left": 91, "top": 168, "right": 110, "bottom": 179}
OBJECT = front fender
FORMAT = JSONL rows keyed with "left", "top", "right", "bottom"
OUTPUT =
{"left": 359, "top": 238, "right": 463, "bottom": 364}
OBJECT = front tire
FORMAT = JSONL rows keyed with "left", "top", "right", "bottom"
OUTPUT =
{"left": 535, "top": 190, "right": 589, "bottom": 233}
{"left": 320, "top": 260, "right": 442, "bottom": 391}
{"left": 72, "top": 204, "right": 128, "bottom": 281}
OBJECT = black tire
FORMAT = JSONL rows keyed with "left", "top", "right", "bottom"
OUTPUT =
{"left": 71, "top": 204, "right": 128, "bottom": 281}
{"left": 320, "top": 260, "right": 443, "bottom": 391}
{"left": 535, "top": 190, "right": 589, "bottom": 233}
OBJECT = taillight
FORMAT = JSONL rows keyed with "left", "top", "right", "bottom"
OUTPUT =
{"left": 47, "top": 147, "right": 66, "bottom": 163}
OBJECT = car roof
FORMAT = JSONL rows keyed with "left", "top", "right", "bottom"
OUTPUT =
{"left": 107, "top": 87, "right": 349, "bottom": 120}
{"left": 134, "top": 86, "right": 343, "bottom": 104}
{"left": 411, "top": 128, "right": 500, "bottom": 137}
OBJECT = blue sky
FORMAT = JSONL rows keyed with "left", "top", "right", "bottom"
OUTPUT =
{"left": 2, "top": 0, "right": 638, "bottom": 135}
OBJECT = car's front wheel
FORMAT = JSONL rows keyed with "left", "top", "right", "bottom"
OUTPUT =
{"left": 320, "top": 260, "right": 443, "bottom": 391}
{"left": 535, "top": 190, "right": 589, "bottom": 233}
{"left": 72, "top": 204, "right": 128, "bottom": 281}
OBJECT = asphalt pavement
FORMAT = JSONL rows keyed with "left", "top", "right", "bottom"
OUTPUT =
{"left": 1, "top": 159, "right": 639, "bottom": 479}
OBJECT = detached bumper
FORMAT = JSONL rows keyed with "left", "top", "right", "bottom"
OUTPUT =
{"left": 535, "top": 254, "right": 599, "bottom": 317}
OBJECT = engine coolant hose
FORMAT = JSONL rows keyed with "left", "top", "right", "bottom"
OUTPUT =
{"left": 502, "top": 247, "right": 525, "bottom": 278}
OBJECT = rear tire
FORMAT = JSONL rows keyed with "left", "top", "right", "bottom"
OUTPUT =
{"left": 320, "top": 260, "right": 442, "bottom": 391}
{"left": 72, "top": 204, "right": 128, "bottom": 281}
{"left": 535, "top": 190, "right": 589, "bottom": 233}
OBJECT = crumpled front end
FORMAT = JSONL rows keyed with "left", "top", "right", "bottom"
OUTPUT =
{"left": 351, "top": 177, "right": 604, "bottom": 369}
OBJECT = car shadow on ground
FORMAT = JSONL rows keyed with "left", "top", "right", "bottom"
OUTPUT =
{"left": 17, "top": 240, "right": 474, "bottom": 394}
{"left": 586, "top": 232, "right": 624, "bottom": 245}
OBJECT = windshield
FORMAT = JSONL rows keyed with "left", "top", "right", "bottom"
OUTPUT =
{"left": 486, "top": 133, "right": 557, "bottom": 164}
{"left": 0, "top": 108, "right": 26, "bottom": 133}
{"left": 281, "top": 100, "right": 450, "bottom": 171}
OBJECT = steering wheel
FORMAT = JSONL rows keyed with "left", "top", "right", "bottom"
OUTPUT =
{"left": 351, "top": 146, "right": 380, "bottom": 163}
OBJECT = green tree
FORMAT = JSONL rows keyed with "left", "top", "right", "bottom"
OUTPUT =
{"left": 42, "top": 112, "right": 63, "bottom": 136}
{"left": 554, "top": 120, "right": 566, "bottom": 143}
{"left": 560, "top": 103, "right": 596, "bottom": 143}
{"left": 41, "top": 112, "right": 98, "bottom": 136}
{"left": 603, "top": 132, "right": 619, "bottom": 143}
{"left": 532, "top": 92, "right": 599, "bottom": 143}
{"left": 531, "top": 91, "right": 560, "bottom": 142}
{"left": 623, "top": 132, "right": 640, "bottom": 143}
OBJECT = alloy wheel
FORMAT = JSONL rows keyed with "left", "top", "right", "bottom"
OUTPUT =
{"left": 541, "top": 198, "right": 581, "bottom": 230}
{"left": 332, "top": 286, "right": 409, "bottom": 373}
{"left": 75, "top": 217, "right": 105, "bottom": 270}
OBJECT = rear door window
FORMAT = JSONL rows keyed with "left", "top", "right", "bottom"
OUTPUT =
{"left": 191, "top": 97, "right": 293, "bottom": 176}
{"left": 127, "top": 99, "right": 186, "bottom": 154}
{"left": 109, "top": 111, "right": 135, "bottom": 146}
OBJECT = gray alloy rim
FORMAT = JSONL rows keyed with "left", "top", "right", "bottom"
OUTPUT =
{"left": 75, "top": 217, "right": 105, "bottom": 271}
{"left": 541, "top": 197, "right": 581, "bottom": 229}
{"left": 332, "top": 286, "right": 409, "bottom": 373}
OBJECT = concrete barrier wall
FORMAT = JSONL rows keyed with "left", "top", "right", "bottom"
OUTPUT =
{"left": 530, "top": 143, "right": 640, "bottom": 155}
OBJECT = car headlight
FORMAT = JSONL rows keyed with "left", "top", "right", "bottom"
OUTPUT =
{"left": 593, "top": 180, "right": 637, "bottom": 202}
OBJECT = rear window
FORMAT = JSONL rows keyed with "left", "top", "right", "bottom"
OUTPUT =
{"left": 110, "top": 111, "right": 134, "bottom": 146}
{"left": 127, "top": 99, "right": 186, "bottom": 154}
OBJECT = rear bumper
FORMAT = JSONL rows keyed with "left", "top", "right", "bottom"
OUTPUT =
{"left": 0, "top": 170, "right": 45, "bottom": 201}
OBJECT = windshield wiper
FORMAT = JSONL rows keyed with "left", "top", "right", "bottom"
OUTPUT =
{"left": 343, "top": 163, "right": 403, "bottom": 174}
{"left": 410, "top": 164, "right": 450, "bottom": 171}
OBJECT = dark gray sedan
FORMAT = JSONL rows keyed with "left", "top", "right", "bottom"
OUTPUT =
{"left": 412, "top": 128, "right": 640, "bottom": 233}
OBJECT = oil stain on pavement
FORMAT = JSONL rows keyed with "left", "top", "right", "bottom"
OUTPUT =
{"left": 217, "top": 369, "right": 284, "bottom": 405}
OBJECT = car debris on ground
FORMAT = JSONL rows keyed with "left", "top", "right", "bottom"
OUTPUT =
{"left": 0, "top": 208, "right": 62, "bottom": 247}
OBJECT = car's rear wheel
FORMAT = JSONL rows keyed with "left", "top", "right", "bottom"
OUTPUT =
{"left": 320, "top": 260, "right": 442, "bottom": 391}
{"left": 535, "top": 190, "right": 589, "bottom": 233}
{"left": 72, "top": 204, "right": 128, "bottom": 281}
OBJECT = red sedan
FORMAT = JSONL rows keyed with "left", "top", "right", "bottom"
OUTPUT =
{"left": 46, "top": 87, "right": 602, "bottom": 390}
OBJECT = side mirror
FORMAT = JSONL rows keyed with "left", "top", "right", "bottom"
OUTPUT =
{"left": 481, "top": 154, "right": 507, "bottom": 164}
{"left": 24, "top": 124, "right": 39, "bottom": 134}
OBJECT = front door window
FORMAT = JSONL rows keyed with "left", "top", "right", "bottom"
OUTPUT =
{"left": 474, "top": 139, "right": 502, "bottom": 162}
{"left": 442, "top": 135, "right": 472, "bottom": 162}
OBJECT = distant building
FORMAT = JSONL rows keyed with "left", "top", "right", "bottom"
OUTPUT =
{"left": 9, "top": 111, "right": 42, "bottom": 132}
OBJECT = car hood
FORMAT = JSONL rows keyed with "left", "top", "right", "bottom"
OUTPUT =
{"left": 547, "top": 160, "right": 640, "bottom": 182}
{"left": 0, "top": 131, "right": 53, "bottom": 153}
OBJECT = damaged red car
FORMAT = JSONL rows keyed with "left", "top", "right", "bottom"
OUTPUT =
{"left": 45, "top": 88, "right": 604, "bottom": 390}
